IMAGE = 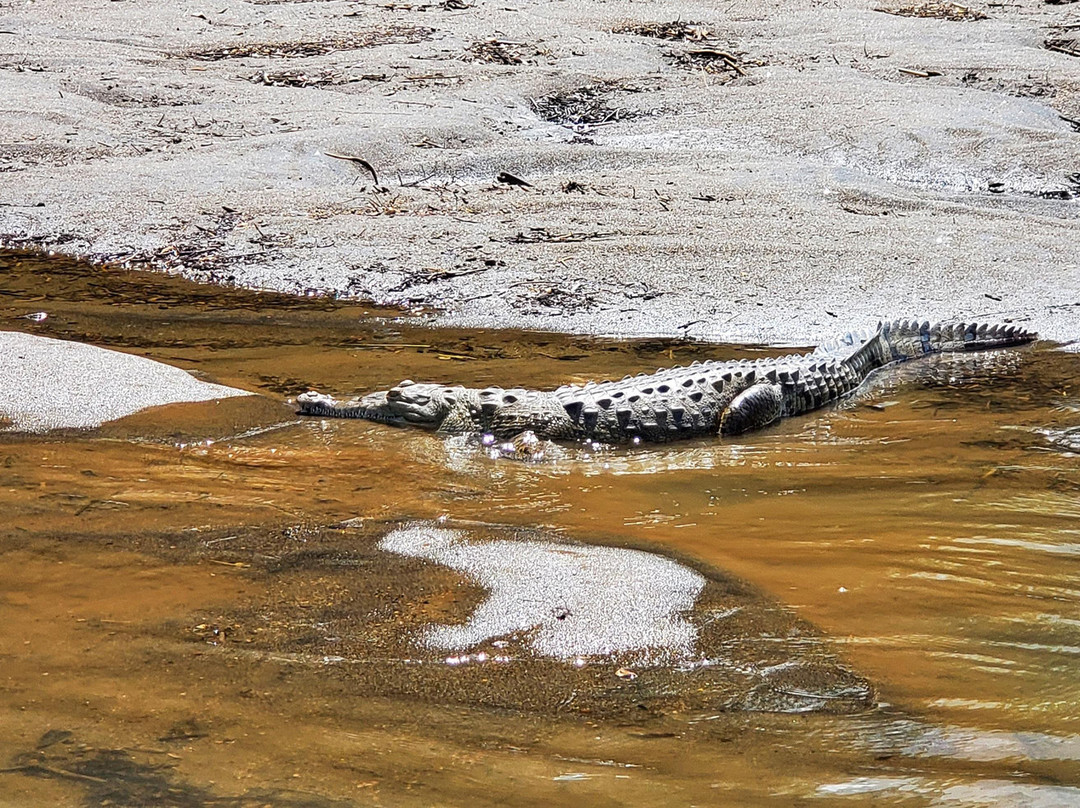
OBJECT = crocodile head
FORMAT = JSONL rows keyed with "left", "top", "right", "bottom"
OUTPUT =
{"left": 298, "top": 381, "right": 475, "bottom": 430}
{"left": 378, "top": 380, "right": 467, "bottom": 429}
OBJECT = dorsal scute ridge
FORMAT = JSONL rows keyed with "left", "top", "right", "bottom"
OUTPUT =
{"left": 514, "top": 318, "right": 1035, "bottom": 432}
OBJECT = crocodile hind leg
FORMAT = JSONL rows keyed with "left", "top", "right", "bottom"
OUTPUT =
{"left": 719, "top": 382, "right": 784, "bottom": 436}
{"left": 482, "top": 430, "right": 564, "bottom": 462}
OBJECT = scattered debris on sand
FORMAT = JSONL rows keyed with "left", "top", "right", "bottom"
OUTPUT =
{"left": 960, "top": 69, "right": 1057, "bottom": 99}
{"left": 612, "top": 20, "right": 713, "bottom": 41}
{"left": 531, "top": 83, "right": 639, "bottom": 126}
{"left": 93, "top": 208, "right": 247, "bottom": 278}
{"left": 464, "top": 38, "right": 530, "bottom": 65}
{"left": 503, "top": 227, "right": 621, "bottom": 244}
{"left": 184, "top": 26, "right": 435, "bottom": 61}
{"left": 511, "top": 280, "right": 600, "bottom": 314}
{"left": 875, "top": 2, "right": 988, "bottom": 20}
{"left": 251, "top": 69, "right": 389, "bottom": 88}
{"left": 1045, "top": 38, "right": 1080, "bottom": 58}
{"left": 614, "top": 19, "right": 753, "bottom": 78}
{"left": 670, "top": 47, "right": 749, "bottom": 77}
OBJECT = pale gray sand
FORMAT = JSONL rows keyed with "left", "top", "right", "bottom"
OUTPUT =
{"left": 817, "top": 778, "right": 1080, "bottom": 806}
{"left": 0, "top": 330, "right": 250, "bottom": 432}
{"left": 0, "top": 0, "right": 1077, "bottom": 342}
{"left": 380, "top": 521, "right": 705, "bottom": 661}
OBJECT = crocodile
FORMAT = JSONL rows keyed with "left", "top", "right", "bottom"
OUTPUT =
{"left": 297, "top": 319, "right": 1036, "bottom": 443}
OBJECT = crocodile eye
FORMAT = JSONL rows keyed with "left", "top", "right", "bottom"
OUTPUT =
{"left": 503, "top": 394, "right": 518, "bottom": 404}
{"left": 398, "top": 379, "right": 415, "bottom": 387}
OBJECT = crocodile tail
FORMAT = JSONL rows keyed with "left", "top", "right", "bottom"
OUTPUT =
{"left": 880, "top": 319, "right": 1038, "bottom": 361}
{"left": 841, "top": 327, "right": 893, "bottom": 378}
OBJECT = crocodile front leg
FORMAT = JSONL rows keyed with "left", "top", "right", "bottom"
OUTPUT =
{"left": 719, "top": 382, "right": 784, "bottom": 435}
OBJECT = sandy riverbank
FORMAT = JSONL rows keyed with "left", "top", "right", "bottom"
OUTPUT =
{"left": 1, "top": 0, "right": 1077, "bottom": 343}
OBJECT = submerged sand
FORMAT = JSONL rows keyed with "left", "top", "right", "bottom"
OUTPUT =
{"left": 0, "top": 0, "right": 1077, "bottom": 343}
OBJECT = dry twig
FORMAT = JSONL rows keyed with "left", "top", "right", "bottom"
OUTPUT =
{"left": 325, "top": 152, "right": 380, "bottom": 185}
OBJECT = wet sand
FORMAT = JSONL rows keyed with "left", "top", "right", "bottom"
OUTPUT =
{"left": 0, "top": 0, "right": 1077, "bottom": 343}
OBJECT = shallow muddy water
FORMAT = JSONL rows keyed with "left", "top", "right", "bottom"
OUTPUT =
{"left": 2, "top": 250, "right": 1079, "bottom": 806}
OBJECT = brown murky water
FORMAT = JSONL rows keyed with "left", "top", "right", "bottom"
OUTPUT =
{"left": 2, "top": 250, "right": 1079, "bottom": 806}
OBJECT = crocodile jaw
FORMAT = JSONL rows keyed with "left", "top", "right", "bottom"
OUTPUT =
{"left": 296, "top": 390, "right": 414, "bottom": 426}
